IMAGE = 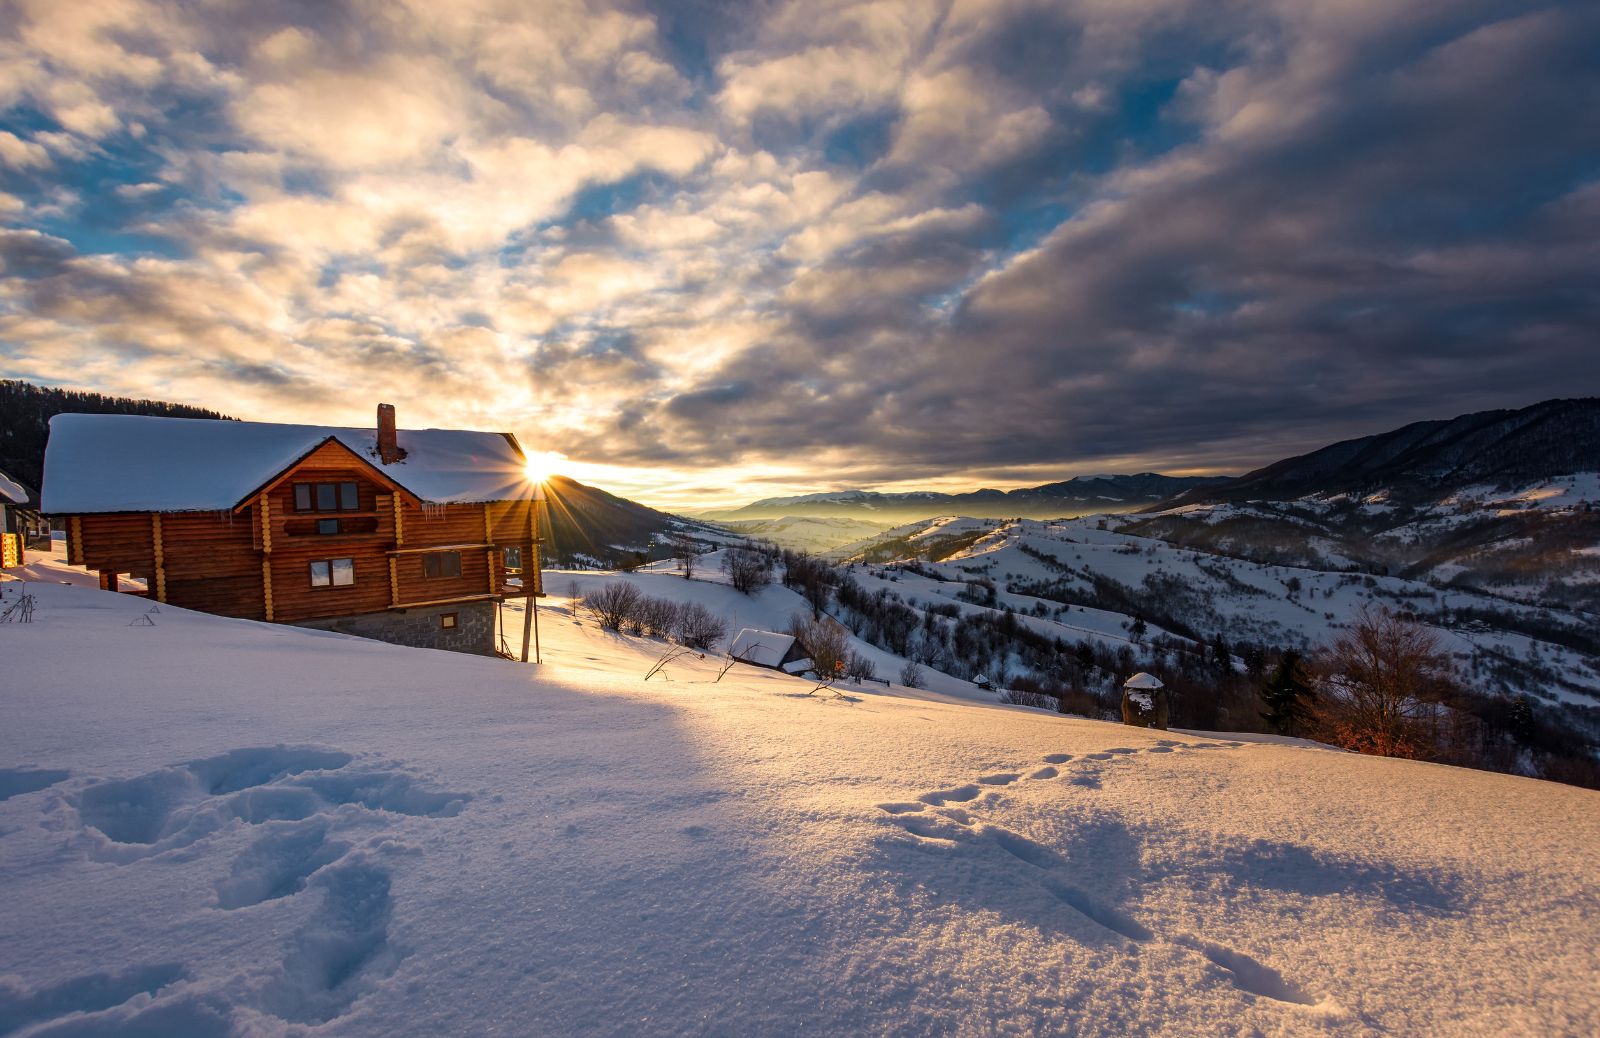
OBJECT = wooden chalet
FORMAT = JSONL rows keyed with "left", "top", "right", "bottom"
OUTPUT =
{"left": 41, "top": 404, "right": 543, "bottom": 656}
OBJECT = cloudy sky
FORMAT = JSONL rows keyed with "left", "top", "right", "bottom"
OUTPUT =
{"left": 1, "top": 0, "right": 1597, "bottom": 509}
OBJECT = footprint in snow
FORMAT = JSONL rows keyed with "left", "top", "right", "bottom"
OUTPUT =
{"left": 918, "top": 785, "right": 981, "bottom": 806}
{"left": 0, "top": 766, "right": 70, "bottom": 802}
{"left": 0, "top": 963, "right": 191, "bottom": 1036}
{"left": 1042, "top": 754, "right": 1073, "bottom": 764}
{"left": 260, "top": 857, "right": 402, "bottom": 1025}
{"left": 1029, "top": 767, "right": 1058, "bottom": 780}
{"left": 977, "top": 773, "right": 1020, "bottom": 786}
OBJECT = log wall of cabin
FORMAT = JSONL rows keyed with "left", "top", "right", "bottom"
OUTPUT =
{"left": 63, "top": 447, "right": 538, "bottom": 626}
{"left": 392, "top": 502, "right": 497, "bottom": 607}
{"left": 162, "top": 511, "right": 265, "bottom": 618}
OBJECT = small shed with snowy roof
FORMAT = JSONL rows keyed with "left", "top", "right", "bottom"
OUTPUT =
{"left": 1, "top": 467, "right": 43, "bottom": 568}
{"left": 1121, "top": 672, "right": 1169, "bottom": 730}
{"left": 729, "top": 628, "right": 813, "bottom": 675}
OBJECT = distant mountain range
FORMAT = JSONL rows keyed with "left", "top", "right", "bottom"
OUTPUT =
{"left": 1127, "top": 397, "right": 1600, "bottom": 611}
{"left": 697, "top": 473, "right": 1234, "bottom": 522}
{"left": 1158, "top": 397, "right": 1600, "bottom": 509}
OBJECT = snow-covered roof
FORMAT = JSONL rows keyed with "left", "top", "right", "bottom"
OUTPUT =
{"left": 0, "top": 467, "right": 33, "bottom": 506}
{"left": 729, "top": 628, "right": 801, "bottom": 669}
{"left": 42, "top": 413, "right": 529, "bottom": 514}
{"left": 1123, "top": 671, "right": 1165, "bottom": 689}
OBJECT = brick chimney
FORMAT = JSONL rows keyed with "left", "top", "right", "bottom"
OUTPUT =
{"left": 376, "top": 403, "right": 406, "bottom": 464}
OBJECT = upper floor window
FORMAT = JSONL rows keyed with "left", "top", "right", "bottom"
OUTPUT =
{"left": 294, "top": 481, "right": 360, "bottom": 512}
{"left": 502, "top": 546, "right": 523, "bottom": 573}
{"left": 422, "top": 551, "right": 462, "bottom": 579}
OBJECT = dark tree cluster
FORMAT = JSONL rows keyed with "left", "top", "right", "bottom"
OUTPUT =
{"left": 0, "top": 379, "right": 233, "bottom": 490}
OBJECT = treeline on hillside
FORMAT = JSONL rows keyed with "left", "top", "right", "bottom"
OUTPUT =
{"left": 0, "top": 380, "right": 233, "bottom": 490}
{"left": 717, "top": 542, "right": 1600, "bottom": 790}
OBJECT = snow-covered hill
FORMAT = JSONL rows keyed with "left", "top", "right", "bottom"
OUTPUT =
{"left": 4, "top": 553, "right": 1599, "bottom": 1036}
{"left": 837, "top": 514, "right": 1600, "bottom": 711}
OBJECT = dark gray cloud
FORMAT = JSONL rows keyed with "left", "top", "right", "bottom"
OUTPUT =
{"left": 0, "top": 0, "right": 1596, "bottom": 505}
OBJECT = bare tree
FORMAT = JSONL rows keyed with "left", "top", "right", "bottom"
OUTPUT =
{"left": 670, "top": 536, "right": 699, "bottom": 579}
{"left": 723, "top": 546, "right": 775, "bottom": 595}
{"left": 787, "top": 612, "right": 850, "bottom": 679}
{"left": 1316, "top": 606, "right": 1453, "bottom": 759}
{"left": 898, "top": 661, "right": 925, "bottom": 688}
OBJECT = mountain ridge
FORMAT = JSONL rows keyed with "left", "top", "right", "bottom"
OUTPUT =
{"left": 699, "top": 473, "right": 1233, "bottom": 521}
{"left": 1156, "top": 397, "right": 1600, "bottom": 509}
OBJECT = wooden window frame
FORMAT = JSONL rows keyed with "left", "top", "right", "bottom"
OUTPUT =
{"left": 422, "top": 550, "right": 463, "bottom": 580}
{"left": 293, "top": 481, "right": 362, "bottom": 514}
{"left": 310, "top": 557, "right": 356, "bottom": 589}
{"left": 440, "top": 612, "right": 458, "bottom": 630}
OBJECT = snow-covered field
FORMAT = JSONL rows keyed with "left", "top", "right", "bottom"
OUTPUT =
{"left": 3, "top": 552, "right": 1599, "bottom": 1036}
{"left": 710, "top": 515, "right": 896, "bottom": 555}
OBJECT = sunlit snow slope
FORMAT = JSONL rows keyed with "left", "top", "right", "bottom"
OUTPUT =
{"left": 2, "top": 552, "right": 1598, "bottom": 1037}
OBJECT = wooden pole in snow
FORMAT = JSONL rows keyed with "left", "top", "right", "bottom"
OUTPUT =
{"left": 521, "top": 482, "right": 545, "bottom": 664}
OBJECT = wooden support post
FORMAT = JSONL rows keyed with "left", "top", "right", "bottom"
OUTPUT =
{"left": 69, "top": 516, "right": 83, "bottom": 567}
{"left": 151, "top": 514, "right": 167, "bottom": 603}
{"left": 484, "top": 503, "right": 497, "bottom": 594}
{"left": 520, "top": 491, "right": 540, "bottom": 664}
{"left": 99, "top": 570, "right": 117, "bottom": 593}
{"left": 262, "top": 559, "right": 274, "bottom": 621}
{"left": 388, "top": 557, "right": 399, "bottom": 608}
{"left": 393, "top": 495, "right": 404, "bottom": 546}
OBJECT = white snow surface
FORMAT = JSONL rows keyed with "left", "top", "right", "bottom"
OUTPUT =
{"left": 0, "top": 467, "right": 29, "bottom": 505}
{"left": 41, "top": 414, "right": 528, "bottom": 513}
{"left": 3, "top": 552, "right": 1599, "bottom": 1036}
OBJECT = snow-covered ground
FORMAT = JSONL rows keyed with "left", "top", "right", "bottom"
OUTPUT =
{"left": 3, "top": 551, "right": 1599, "bottom": 1037}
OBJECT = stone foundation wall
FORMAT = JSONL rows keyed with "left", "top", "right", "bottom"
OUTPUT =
{"left": 294, "top": 600, "right": 498, "bottom": 657}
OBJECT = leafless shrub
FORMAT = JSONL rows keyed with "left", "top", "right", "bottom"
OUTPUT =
{"left": 584, "top": 582, "right": 643, "bottom": 631}
{"left": 639, "top": 596, "right": 682, "bottom": 638}
{"left": 675, "top": 602, "right": 727, "bottom": 650}
{"left": 844, "top": 651, "right": 877, "bottom": 682}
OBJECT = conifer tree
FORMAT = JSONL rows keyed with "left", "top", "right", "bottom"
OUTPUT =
{"left": 1261, "top": 650, "right": 1316, "bottom": 736}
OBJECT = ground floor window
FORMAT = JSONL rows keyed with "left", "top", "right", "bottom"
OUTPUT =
{"left": 310, "top": 557, "right": 355, "bottom": 588}
{"left": 440, "top": 612, "right": 458, "bottom": 630}
{"left": 423, "top": 550, "right": 462, "bottom": 579}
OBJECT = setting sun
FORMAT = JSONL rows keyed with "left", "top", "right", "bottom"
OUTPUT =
{"left": 522, "top": 451, "right": 566, "bottom": 485}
